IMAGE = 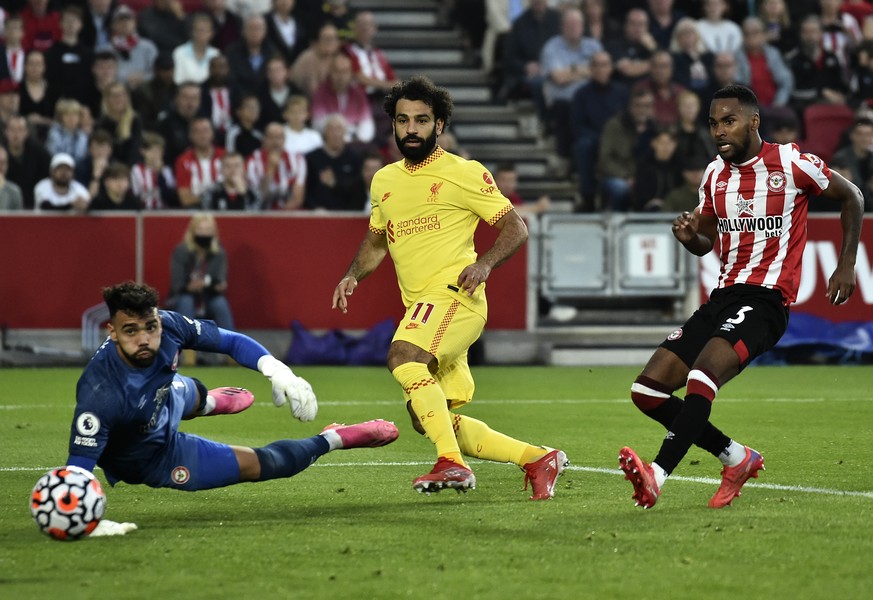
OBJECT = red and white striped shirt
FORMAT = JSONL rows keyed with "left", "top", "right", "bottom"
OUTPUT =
{"left": 131, "top": 163, "right": 175, "bottom": 209}
{"left": 208, "top": 87, "right": 233, "bottom": 133}
{"left": 6, "top": 47, "right": 24, "bottom": 82}
{"left": 245, "top": 149, "right": 306, "bottom": 209}
{"left": 699, "top": 142, "right": 831, "bottom": 305}
{"left": 175, "top": 147, "right": 225, "bottom": 198}
{"left": 344, "top": 43, "right": 396, "bottom": 95}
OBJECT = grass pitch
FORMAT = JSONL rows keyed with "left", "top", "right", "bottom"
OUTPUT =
{"left": 1, "top": 365, "right": 872, "bottom": 599}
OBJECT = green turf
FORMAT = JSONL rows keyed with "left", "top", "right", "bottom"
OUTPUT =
{"left": 1, "top": 365, "right": 872, "bottom": 599}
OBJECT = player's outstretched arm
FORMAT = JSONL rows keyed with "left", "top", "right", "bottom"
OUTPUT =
{"left": 819, "top": 170, "right": 863, "bottom": 305}
{"left": 332, "top": 230, "right": 388, "bottom": 313}
{"left": 458, "top": 209, "right": 528, "bottom": 297}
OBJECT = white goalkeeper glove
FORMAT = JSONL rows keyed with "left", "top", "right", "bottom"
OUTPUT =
{"left": 257, "top": 355, "right": 318, "bottom": 422}
{"left": 91, "top": 519, "right": 138, "bottom": 537}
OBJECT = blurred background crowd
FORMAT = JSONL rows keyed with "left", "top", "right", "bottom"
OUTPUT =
{"left": 0, "top": 0, "right": 871, "bottom": 216}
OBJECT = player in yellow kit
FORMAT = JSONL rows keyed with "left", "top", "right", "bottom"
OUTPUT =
{"left": 331, "top": 76, "right": 568, "bottom": 499}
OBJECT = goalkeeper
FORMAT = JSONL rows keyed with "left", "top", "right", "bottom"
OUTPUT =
{"left": 66, "top": 281, "right": 398, "bottom": 496}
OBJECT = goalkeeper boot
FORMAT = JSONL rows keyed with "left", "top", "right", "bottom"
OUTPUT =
{"left": 207, "top": 387, "right": 254, "bottom": 415}
{"left": 708, "top": 446, "right": 764, "bottom": 508}
{"left": 321, "top": 419, "right": 399, "bottom": 449}
{"left": 413, "top": 458, "right": 476, "bottom": 494}
{"left": 522, "top": 448, "right": 569, "bottom": 500}
{"left": 618, "top": 446, "right": 660, "bottom": 509}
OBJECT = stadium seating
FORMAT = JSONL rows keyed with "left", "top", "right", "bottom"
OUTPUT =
{"left": 800, "top": 104, "right": 856, "bottom": 162}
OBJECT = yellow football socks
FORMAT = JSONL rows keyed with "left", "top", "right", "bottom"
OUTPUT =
{"left": 392, "top": 362, "right": 466, "bottom": 466}
{"left": 452, "top": 414, "right": 546, "bottom": 467}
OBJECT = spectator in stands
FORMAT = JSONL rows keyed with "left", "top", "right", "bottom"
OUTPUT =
{"left": 581, "top": 0, "right": 620, "bottom": 44}
{"left": 225, "top": 0, "right": 271, "bottom": 20}
{"left": 322, "top": 0, "right": 355, "bottom": 42}
{"left": 662, "top": 152, "right": 708, "bottom": 213}
{"left": 344, "top": 10, "right": 397, "bottom": 138}
{"left": 89, "top": 162, "right": 143, "bottom": 211}
{"left": 674, "top": 89, "right": 716, "bottom": 164}
{"left": 632, "top": 125, "right": 682, "bottom": 211}
{"left": 697, "top": 0, "right": 743, "bottom": 54}
{"left": 819, "top": 0, "right": 862, "bottom": 74}
{"left": 257, "top": 56, "right": 302, "bottom": 129}
{"left": 670, "top": 17, "right": 715, "bottom": 93}
{"left": 482, "top": 0, "right": 512, "bottom": 83}
{"left": 21, "top": 0, "right": 61, "bottom": 53}
{"left": 246, "top": 121, "right": 305, "bottom": 210}
{"left": 597, "top": 87, "right": 656, "bottom": 212}
{"left": 311, "top": 52, "right": 375, "bottom": 146}
{"left": 4, "top": 114, "right": 50, "bottom": 209}
{"left": 132, "top": 53, "right": 176, "bottom": 129}
{"left": 108, "top": 5, "right": 159, "bottom": 91}
{"left": 697, "top": 51, "right": 739, "bottom": 107}
{"left": 158, "top": 81, "right": 202, "bottom": 166}
{"left": 769, "top": 111, "right": 801, "bottom": 144}
{"left": 758, "top": 0, "right": 796, "bottom": 55}
{"left": 358, "top": 149, "right": 383, "bottom": 212}
{"left": 842, "top": 0, "right": 873, "bottom": 26}
{"left": 34, "top": 152, "right": 90, "bottom": 213}
{"left": 225, "top": 93, "right": 264, "bottom": 158}
{"left": 226, "top": 14, "right": 275, "bottom": 99}
{"left": 787, "top": 15, "right": 848, "bottom": 116}
{"left": 19, "top": 50, "right": 57, "bottom": 140}
{"left": 0, "top": 146, "right": 24, "bottom": 210}
{"left": 46, "top": 98, "right": 90, "bottom": 164}
{"left": 173, "top": 12, "right": 219, "bottom": 86}
{"left": 131, "top": 131, "right": 178, "bottom": 209}
{"left": 734, "top": 16, "right": 794, "bottom": 108}
{"left": 204, "top": 151, "right": 260, "bottom": 211}
{"left": 176, "top": 117, "right": 225, "bottom": 208}
{"left": 200, "top": 55, "right": 233, "bottom": 147}
{"left": 81, "top": 50, "right": 118, "bottom": 121}
{"left": 0, "top": 14, "right": 25, "bottom": 83}
{"left": 647, "top": 0, "right": 685, "bottom": 49}
{"left": 203, "top": 0, "right": 242, "bottom": 52}
{"left": 494, "top": 161, "right": 551, "bottom": 218}
{"left": 831, "top": 117, "right": 873, "bottom": 210}
{"left": 290, "top": 21, "right": 341, "bottom": 96}
{"left": 540, "top": 7, "right": 604, "bottom": 156}
{"left": 79, "top": 0, "right": 113, "bottom": 51}
{"left": 168, "top": 211, "right": 236, "bottom": 345}
{"left": 138, "top": 0, "right": 188, "bottom": 58}
{"left": 96, "top": 81, "right": 144, "bottom": 165}
{"left": 266, "top": 0, "right": 309, "bottom": 67}
{"left": 0, "top": 79, "right": 21, "bottom": 138}
{"left": 607, "top": 8, "right": 658, "bottom": 86}
{"left": 570, "top": 50, "right": 628, "bottom": 212}
{"left": 854, "top": 18, "right": 873, "bottom": 104}
{"left": 500, "top": 0, "right": 560, "bottom": 107}
{"left": 283, "top": 93, "right": 323, "bottom": 156}
{"left": 45, "top": 5, "right": 93, "bottom": 104}
{"left": 633, "top": 49, "right": 686, "bottom": 126}
{"left": 76, "top": 129, "right": 113, "bottom": 200}
{"left": 304, "top": 113, "right": 362, "bottom": 211}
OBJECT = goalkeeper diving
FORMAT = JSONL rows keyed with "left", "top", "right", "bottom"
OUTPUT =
{"left": 65, "top": 281, "right": 398, "bottom": 534}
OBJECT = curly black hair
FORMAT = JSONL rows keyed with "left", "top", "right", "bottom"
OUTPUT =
{"left": 382, "top": 76, "right": 453, "bottom": 128}
{"left": 102, "top": 281, "right": 160, "bottom": 318}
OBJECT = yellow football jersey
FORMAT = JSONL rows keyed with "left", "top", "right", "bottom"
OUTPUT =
{"left": 368, "top": 146, "right": 515, "bottom": 318}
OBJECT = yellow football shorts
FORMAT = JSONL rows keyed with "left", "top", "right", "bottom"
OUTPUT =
{"left": 392, "top": 288, "right": 485, "bottom": 408}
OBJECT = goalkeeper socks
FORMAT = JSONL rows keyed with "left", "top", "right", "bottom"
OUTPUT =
{"left": 654, "top": 369, "right": 719, "bottom": 474}
{"left": 253, "top": 436, "right": 330, "bottom": 481}
{"left": 392, "top": 362, "right": 466, "bottom": 466}
{"left": 632, "top": 375, "right": 732, "bottom": 460}
{"left": 452, "top": 413, "right": 543, "bottom": 466}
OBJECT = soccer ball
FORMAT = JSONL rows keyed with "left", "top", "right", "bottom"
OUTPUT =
{"left": 30, "top": 466, "right": 106, "bottom": 541}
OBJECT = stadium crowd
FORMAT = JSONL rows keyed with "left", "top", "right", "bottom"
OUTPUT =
{"left": 0, "top": 0, "right": 872, "bottom": 214}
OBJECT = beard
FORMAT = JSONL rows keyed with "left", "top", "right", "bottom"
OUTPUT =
{"left": 718, "top": 129, "right": 753, "bottom": 163}
{"left": 395, "top": 127, "right": 439, "bottom": 163}
{"left": 120, "top": 345, "right": 157, "bottom": 368}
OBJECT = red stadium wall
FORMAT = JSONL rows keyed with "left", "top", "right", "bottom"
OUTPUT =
{"left": 0, "top": 214, "right": 527, "bottom": 330}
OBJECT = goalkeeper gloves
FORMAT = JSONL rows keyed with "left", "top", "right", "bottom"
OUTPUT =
{"left": 257, "top": 355, "right": 318, "bottom": 422}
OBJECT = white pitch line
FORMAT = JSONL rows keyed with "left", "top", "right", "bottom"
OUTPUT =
{"left": 2, "top": 396, "right": 871, "bottom": 411}
{"left": 3, "top": 461, "right": 872, "bottom": 499}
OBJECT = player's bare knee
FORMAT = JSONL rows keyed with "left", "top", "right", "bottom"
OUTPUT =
{"left": 406, "top": 400, "right": 426, "bottom": 435}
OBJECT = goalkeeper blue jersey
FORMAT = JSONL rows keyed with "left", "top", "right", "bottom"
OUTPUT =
{"left": 66, "top": 311, "right": 255, "bottom": 477}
